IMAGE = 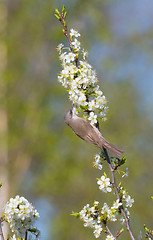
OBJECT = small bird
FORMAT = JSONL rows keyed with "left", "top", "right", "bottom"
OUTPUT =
{"left": 64, "top": 107, "right": 123, "bottom": 158}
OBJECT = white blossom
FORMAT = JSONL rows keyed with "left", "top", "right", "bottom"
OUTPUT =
{"left": 70, "top": 28, "right": 80, "bottom": 37}
{"left": 93, "top": 224, "right": 103, "bottom": 238}
{"left": 95, "top": 95, "right": 106, "bottom": 109}
{"left": 125, "top": 208, "right": 130, "bottom": 218}
{"left": 64, "top": 52, "right": 76, "bottom": 63}
{"left": 93, "top": 153, "right": 102, "bottom": 170}
{"left": 82, "top": 49, "right": 88, "bottom": 60}
{"left": 101, "top": 203, "right": 117, "bottom": 221}
{"left": 119, "top": 216, "right": 125, "bottom": 224}
{"left": 88, "top": 100, "right": 96, "bottom": 111}
{"left": 83, "top": 216, "right": 95, "bottom": 228}
{"left": 71, "top": 38, "right": 81, "bottom": 51}
{"left": 79, "top": 209, "right": 86, "bottom": 219}
{"left": 101, "top": 203, "right": 112, "bottom": 217}
{"left": 59, "top": 52, "right": 66, "bottom": 62}
{"left": 97, "top": 175, "right": 112, "bottom": 193}
{"left": 88, "top": 112, "right": 97, "bottom": 125}
{"left": 57, "top": 43, "right": 64, "bottom": 54}
{"left": 125, "top": 195, "right": 134, "bottom": 208}
{"left": 106, "top": 234, "right": 115, "bottom": 240}
{"left": 95, "top": 85, "right": 103, "bottom": 96}
{"left": 10, "top": 234, "right": 17, "bottom": 240}
{"left": 94, "top": 201, "right": 99, "bottom": 205}
{"left": 77, "top": 92, "right": 87, "bottom": 106}
{"left": 122, "top": 168, "right": 128, "bottom": 178}
{"left": 111, "top": 199, "right": 122, "bottom": 210}
{"left": 4, "top": 195, "right": 39, "bottom": 239}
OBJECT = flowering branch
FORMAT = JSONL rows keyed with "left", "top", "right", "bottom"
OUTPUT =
{"left": 55, "top": 6, "right": 136, "bottom": 240}
{"left": 105, "top": 225, "right": 116, "bottom": 239}
{"left": 3, "top": 195, "right": 40, "bottom": 239}
{"left": 103, "top": 147, "right": 135, "bottom": 240}
{"left": 55, "top": 6, "right": 73, "bottom": 53}
{"left": 144, "top": 224, "right": 153, "bottom": 239}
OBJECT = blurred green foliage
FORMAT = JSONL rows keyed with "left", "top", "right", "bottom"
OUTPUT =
{"left": 1, "top": 0, "right": 153, "bottom": 239}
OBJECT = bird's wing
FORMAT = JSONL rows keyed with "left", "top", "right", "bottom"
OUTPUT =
{"left": 80, "top": 120, "right": 101, "bottom": 147}
{"left": 71, "top": 117, "right": 123, "bottom": 157}
{"left": 70, "top": 117, "right": 99, "bottom": 146}
{"left": 85, "top": 133, "right": 100, "bottom": 147}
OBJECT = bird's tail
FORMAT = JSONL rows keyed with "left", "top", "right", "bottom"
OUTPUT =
{"left": 100, "top": 137, "right": 123, "bottom": 158}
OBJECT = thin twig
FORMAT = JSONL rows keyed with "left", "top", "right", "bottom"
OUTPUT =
{"left": 103, "top": 148, "right": 136, "bottom": 240}
{"left": 59, "top": 13, "right": 79, "bottom": 68}
{"left": 147, "top": 233, "right": 153, "bottom": 240}
{"left": 25, "top": 230, "right": 28, "bottom": 240}
{"left": 59, "top": 14, "right": 73, "bottom": 53}
{"left": 105, "top": 224, "right": 116, "bottom": 239}
{"left": 0, "top": 218, "right": 5, "bottom": 240}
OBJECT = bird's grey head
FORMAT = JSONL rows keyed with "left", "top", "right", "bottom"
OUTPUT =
{"left": 64, "top": 107, "right": 73, "bottom": 124}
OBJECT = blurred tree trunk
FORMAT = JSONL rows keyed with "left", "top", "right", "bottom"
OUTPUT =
{"left": 0, "top": 1, "right": 9, "bottom": 238}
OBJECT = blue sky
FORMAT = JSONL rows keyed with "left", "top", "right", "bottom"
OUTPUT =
{"left": 89, "top": 0, "right": 153, "bottom": 120}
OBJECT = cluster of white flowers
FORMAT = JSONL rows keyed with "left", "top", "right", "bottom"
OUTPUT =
{"left": 120, "top": 188, "right": 134, "bottom": 208}
{"left": 79, "top": 201, "right": 102, "bottom": 238}
{"left": 79, "top": 200, "right": 123, "bottom": 239}
{"left": 57, "top": 28, "right": 108, "bottom": 125}
{"left": 93, "top": 153, "right": 103, "bottom": 170}
{"left": 4, "top": 195, "right": 40, "bottom": 239}
{"left": 124, "top": 194, "right": 134, "bottom": 208}
{"left": 101, "top": 200, "right": 122, "bottom": 222}
{"left": 97, "top": 175, "right": 112, "bottom": 193}
{"left": 106, "top": 234, "right": 115, "bottom": 240}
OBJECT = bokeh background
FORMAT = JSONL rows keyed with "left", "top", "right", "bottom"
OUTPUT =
{"left": 0, "top": 0, "right": 153, "bottom": 239}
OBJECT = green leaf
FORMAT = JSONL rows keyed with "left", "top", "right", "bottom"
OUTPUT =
{"left": 100, "top": 151, "right": 105, "bottom": 160}
{"left": 0, "top": 183, "right": 2, "bottom": 188}
{"left": 118, "top": 191, "right": 123, "bottom": 197}
{"left": 63, "top": 19, "right": 66, "bottom": 26}
{"left": 80, "top": 105, "right": 88, "bottom": 111}
{"left": 54, "top": 14, "right": 61, "bottom": 21}
{"left": 55, "top": 9, "right": 60, "bottom": 15}
{"left": 70, "top": 211, "right": 80, "bottom": 218}
{"left": 144, "top": 224, "right": 149, "bottom": 232}
{"left": 99, "top": 215, "right": 104, "bottom": 222}
{"left": 64, "top": 11, "right": 67, "bottom": 19}
{"left": 103, "top": 211, "right": 107, "bottom": 219}
{"left": 104, "top": 172, "right": 107, "bottom": 178}
{"left": 118, "top": 156, "right": 126, "bottom": 166}
{"left": 62, "top": 5, "right": 65, "bottom": 13}
{"left": 1, "top": 213, "right": 5, "bottom": 219}
{"left": 120, "top": 227, "right": 124, "bottom": 233}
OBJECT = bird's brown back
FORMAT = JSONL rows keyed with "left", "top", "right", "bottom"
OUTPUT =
{"left": 69, "top": 117, "right": 101, "bottom": 148}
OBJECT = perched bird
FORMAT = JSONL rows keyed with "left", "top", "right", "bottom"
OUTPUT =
{"left": 64, "top": 107, "right": 123, "bottom": 158}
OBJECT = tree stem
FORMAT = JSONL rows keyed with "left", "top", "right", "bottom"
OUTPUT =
{"left": 103, "top": 148, "right": 136, "bottom": 240}
{"left": 105, "top": 224, "right": 116, "bottom": 239}
{"left": 25, "top": 230, "right": 28, "bottom": 240}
